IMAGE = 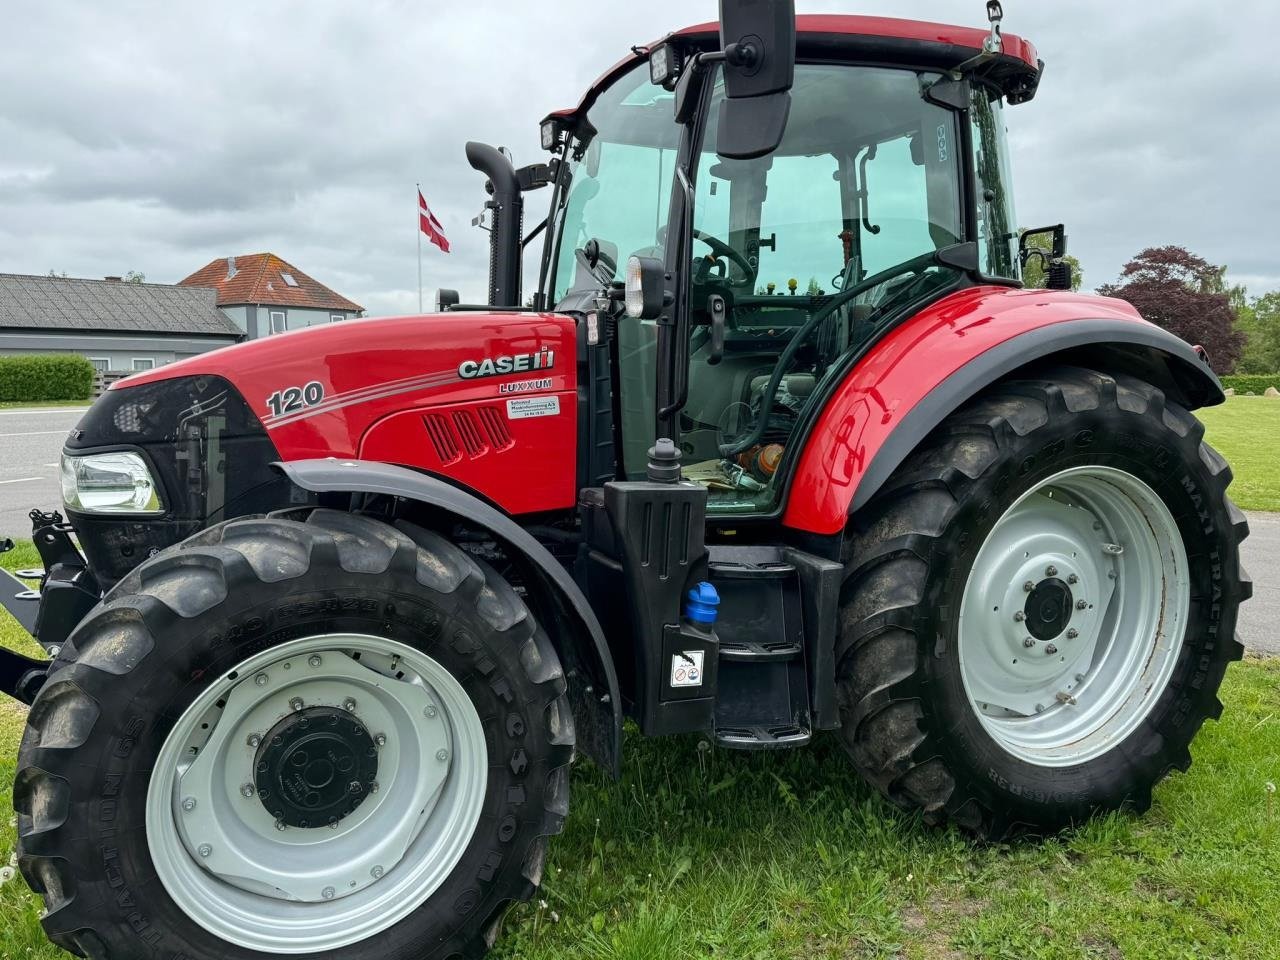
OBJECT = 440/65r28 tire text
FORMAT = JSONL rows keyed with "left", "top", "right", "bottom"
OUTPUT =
{"left": 14, "top": 509, "right": 574, "bottom": 959}
{"left": 836, "top": 366, "right": 1250, "bottom": 838}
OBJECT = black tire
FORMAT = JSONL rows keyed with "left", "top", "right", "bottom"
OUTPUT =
{"left": 14, "top": 508, "right": 573, "bottom": 959}
{"left": 836, "top": 365, "right": 1250, "bottom": 838}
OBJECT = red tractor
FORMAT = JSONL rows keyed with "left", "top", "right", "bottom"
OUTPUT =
{"left": 0, "top": 4, "right": 1250, "bottom": 958}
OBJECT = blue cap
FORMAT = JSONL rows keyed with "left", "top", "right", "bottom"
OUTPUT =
{"left": 685, "top": 581, "right": 720, "bottom": 625}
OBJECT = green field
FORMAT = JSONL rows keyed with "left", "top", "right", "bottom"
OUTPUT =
{"left": 0, "top": 398, "right": 1277, "bottom": 958}
{"left": 1197, "top": 397, "right": 1280, "bottom": 512}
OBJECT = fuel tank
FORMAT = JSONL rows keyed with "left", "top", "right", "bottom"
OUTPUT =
{"left": 122, "top": 311, "right": 580, "bottom": 515}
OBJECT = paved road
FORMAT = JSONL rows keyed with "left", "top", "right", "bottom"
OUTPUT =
{"left": 0, "top": 412, "right": 1276, "bottom": 654}
{"left": 0, "top": 407, "right": 86, "bottom": 540}
{"left": 1240, "top": 511, "right": 1279, "bottom": 657}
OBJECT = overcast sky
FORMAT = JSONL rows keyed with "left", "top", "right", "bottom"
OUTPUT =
{"left": 1, "top": 1, "right": 1275, "bottom": 314}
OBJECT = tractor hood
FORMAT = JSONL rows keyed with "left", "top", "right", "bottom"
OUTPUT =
{"left": 119, "top": 310, "right": 577, "bottom": 445}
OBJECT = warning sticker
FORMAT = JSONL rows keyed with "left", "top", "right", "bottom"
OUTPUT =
{"left": 670, "top": 650, "right": 705, "bottom": 688}
{"left": 506, "top": 396, "right": 560, "bottom": 420}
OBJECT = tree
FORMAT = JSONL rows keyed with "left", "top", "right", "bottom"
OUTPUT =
{"left": 124, "top": 270, "right": 146, "bottom": 284}
{"left": 1235, "top": 291, "right": 1280, "bottom": 374}
{"left": 1019, "top": 230, "right": 1083, "bottom": 291}
{"left": 1097, "top": 246, "right": 1245, "bottom": 372}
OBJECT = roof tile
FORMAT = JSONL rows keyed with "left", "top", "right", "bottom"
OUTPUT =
{"left": 179, "top": 253, "right": 364, "bottom": 312}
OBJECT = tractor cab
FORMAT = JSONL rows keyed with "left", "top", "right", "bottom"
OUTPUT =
{"left": 537, "top": 14, "right": 1038, "bottom": 515}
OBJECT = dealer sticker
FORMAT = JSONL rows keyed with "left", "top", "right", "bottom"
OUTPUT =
{"left": 506, "top": 396, "right": 560, "bottom": 420}
{"left": 670, "top": 650, "right": 705, "bottom": 688}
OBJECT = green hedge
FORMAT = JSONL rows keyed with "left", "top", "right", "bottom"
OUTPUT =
{"left": 0, "top": 354, "right": 95, "bottom": 402}
{"left": 1220, "top": 374, "right": 1280, "bottom": 395}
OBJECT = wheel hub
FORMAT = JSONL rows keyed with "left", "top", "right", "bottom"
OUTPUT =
{"left": 1024, "top": 578, "right": 1074, "bottom": 642}
{"left": 255, "top": 707, "right": 378, "bottom": 829}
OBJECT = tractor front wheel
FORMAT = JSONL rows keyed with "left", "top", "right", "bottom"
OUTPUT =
{"left": 836, "top": 366, "right": 1250, "bottom": 837}
{"left": 14, "top": 510, "right": 572, "bottom": 959}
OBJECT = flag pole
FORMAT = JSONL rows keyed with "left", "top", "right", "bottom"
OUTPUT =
{"left": 416, "top": 182, "right": 423, "bottom": 312}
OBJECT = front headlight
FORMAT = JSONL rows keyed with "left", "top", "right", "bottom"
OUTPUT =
{"left": 61, "top": 451, "right": 164, "bottom": 515}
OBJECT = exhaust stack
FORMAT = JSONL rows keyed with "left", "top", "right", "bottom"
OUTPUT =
{"left": 465, "top": 141, "right": 523, "bottom": 308}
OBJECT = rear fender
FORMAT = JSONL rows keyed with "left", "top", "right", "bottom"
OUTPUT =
{"left": 277, "top": 458, "right": 622, "bottom": 776}
{"left": 783, "top": 287, "right": 1223, "bottom": 535}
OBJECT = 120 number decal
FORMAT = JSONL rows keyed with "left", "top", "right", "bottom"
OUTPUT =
{"left": 266, "top": 381, "right": 325, "bottom": 418}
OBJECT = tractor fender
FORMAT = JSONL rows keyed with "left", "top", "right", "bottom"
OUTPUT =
{"left": 276, "top": 458, "right": 622, "bottom": 776}
{"left": 782, "top": 286, "right": 1224, "bottom": 535}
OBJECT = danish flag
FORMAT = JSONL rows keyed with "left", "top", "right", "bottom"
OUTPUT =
{"left": 418, "top": 189, "right": 450, "bottom": 253}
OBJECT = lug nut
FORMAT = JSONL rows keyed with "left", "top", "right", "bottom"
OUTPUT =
{"left": 1046, "top": 565, "right": 1058, "bottom": 577}
{"left": 240, "top": 783, "right": 255, "bottom": 799}
{"left": 254, "top": 673, "right": 269, "bottom": 686}
{"left": 275, "top": 819, "right": 287, "bottom": 832}
{"left": 436, "top": 748, "right": 449, "bottom": 762}
{"left": 322, "top": 886, "right": 335, "bottom": 900}
{"left": 370, "top": 781, "right": 380, "bottom": 794}
{"left": 197, "top": 844, "right": 212, "bottom": 858}
{"left": 1045, "top": 644, "right": 1058, "bottom": 655}
{"left": 424, "top": 705, "right": 437, "bottom": 718}
{"left": 1024, "top": 581, "right": 1036, "bottom": 593}
{"left": 290, "top": 697, "right": 305, "bottom": 712}
{"left": 1067, "top": 573, "right": 1079, "bottom": 585}
{"left": 181, "top": 797, "right": 196, "bottom": 812}
{"left": 1076, "top": 599, "right": 1088, "bottom": 610}
{"left": 247, "top": 733, "right": 262, "bottom": 748}
{"left": 308, "top": 654, "right": 322, "bottom": 668}
{"left": 1013, "top": 611, "right": 1026, "bottom": 622}
{"left": 343, "top": 698, "right": 358, "bottom": 712}
{"left": 374, "top": 733, "right": 387, "bottom": 747}
{"left": 1035, "top": 703, "right": 1045, "bottom": 714}
{"left": 1067, "top": 628, "right": 1079, "bottom": 639}
{"left": 1023, "top": 637, "right": 1036, "bottom": 648}
{"left": 371, "top": 865, "right": 384, "bottom": 879}
{"left": 349, "top": 780, "right": 362, "bottom": 795}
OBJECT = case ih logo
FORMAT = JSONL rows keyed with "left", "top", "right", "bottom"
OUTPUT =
{"left": 458, "top": 348, "right": 555, "bottom": 380}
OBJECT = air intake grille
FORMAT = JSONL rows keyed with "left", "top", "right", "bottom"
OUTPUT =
{"left": 423, "top": 414, "right": 460, "bottom": 464}
{"left": 423, "top": 404, "right": 514, "bottom": 464}
{"left": 452, "top": 411, "right": 488, "bottom": 457}
{"left": 477, "top": 406, "right": 513, "bottom": 450}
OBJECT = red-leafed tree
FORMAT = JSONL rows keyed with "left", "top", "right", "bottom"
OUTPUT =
{"left": 1098, "top": 246, "right": 1245, "bottom": 372}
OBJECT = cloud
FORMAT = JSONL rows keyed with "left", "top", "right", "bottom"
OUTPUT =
{"left": 1, "top": 0, "right": 1275, "bottom": 309}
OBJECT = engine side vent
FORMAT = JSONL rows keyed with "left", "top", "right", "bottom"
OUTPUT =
{"left": 452, "top": 411, "right": 488, "bottom": 458}
{"left": 477, "top": 406, "right": 514, "bottom": 450}
{"left": 423, "top": 414, "right": 461, "bottom": 464}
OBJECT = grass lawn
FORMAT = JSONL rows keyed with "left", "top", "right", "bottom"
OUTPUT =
{"left": 0, "top": 397, "right": 1276, "bottom": 958}
{"left": 0, "top": 400, "right": 89, "bottom": 411}
{"left": 1197, "top": 396, "right": 1280, "bottom": 512}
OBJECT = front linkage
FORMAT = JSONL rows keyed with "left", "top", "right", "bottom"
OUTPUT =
{"left": 0, "top": 508, "right": 102, "bottom": 704}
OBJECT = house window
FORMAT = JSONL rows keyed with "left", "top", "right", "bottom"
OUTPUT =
{"left": 88, "top": 357, "right": 111, "bottom": 373}
{"left": 330, "top": 314, "right": 344, "bottom": 323}
{"left": 281, "top": 272, "right": 299, "bottom": 287}
{"left": 132, "top": 358, "right": 156, "bottom": 371}
{"left": 270, "top": 310, "right": 286, "bottom": 334}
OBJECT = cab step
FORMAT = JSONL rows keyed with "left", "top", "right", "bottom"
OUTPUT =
{"left": 708, "top": 546, "right": 812, "bottom": 750}
{"left": 716, "top": 722, "right": 812, "bottom": 750}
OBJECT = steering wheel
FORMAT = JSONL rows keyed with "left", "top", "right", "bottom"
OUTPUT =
{"left": 693, "top": 229, "right": 755, "bottom": 284}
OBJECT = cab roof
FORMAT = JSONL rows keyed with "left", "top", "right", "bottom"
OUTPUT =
{"left": 545, "top": 14, "right": 1042, "bottom": 128}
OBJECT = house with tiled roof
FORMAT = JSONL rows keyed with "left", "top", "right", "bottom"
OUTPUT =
{"left": 180, "top": 253, "right": 364, "bottom": 340}
{"left": 0, "top": 273, "right": 243, "bottom": 374}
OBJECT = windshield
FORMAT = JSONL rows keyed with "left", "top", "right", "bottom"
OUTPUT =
{"left": 544, "top": 68, "right": 680, "bottom": 304}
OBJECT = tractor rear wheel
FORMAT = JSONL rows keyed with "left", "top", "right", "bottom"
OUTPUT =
{"left": 14, "top": 509, "right": 572, "bottom": 959}
{"left": 836, "top": 366, "right": 1250, "bottom": 838}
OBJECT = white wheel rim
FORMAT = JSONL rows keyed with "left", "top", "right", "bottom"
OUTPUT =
{"left": 957, "top": 466, "right": 1190, "bottom": 767}
{"left": 145, "top": 634, "right": 488, "bottom": 953}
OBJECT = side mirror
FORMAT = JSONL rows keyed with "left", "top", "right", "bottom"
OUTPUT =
{"left": 1019, "top": 225, "right": 1071, "bottom": 290}
{"left": 625, "top": 256, "right": 669, "bottom": 320}
{"left": 436, "top": 288, "right": 460, "bottom": 311}
{"left": 715, "top": 0, "right": 796, "bottom": 160}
